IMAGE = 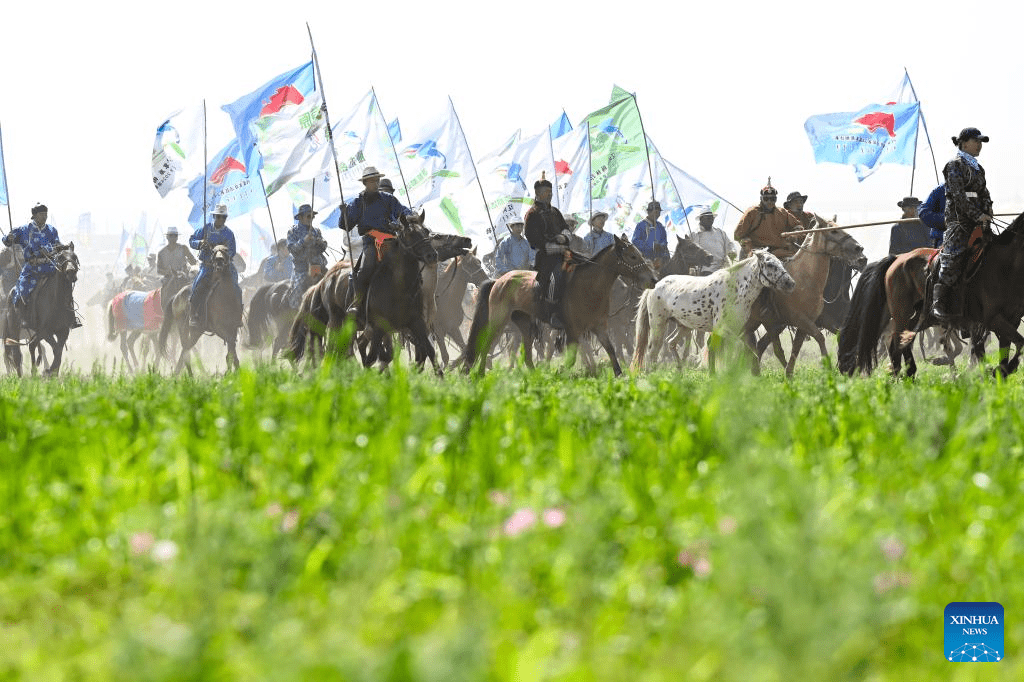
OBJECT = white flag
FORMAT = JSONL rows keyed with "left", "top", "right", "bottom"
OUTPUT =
{"left": 152, "top": 103, "right": 204, "bottom": 198}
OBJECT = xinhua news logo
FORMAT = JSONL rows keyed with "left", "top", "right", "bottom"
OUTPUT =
{"left": 945, "top": 602, "right": 1004, "bottom": 662}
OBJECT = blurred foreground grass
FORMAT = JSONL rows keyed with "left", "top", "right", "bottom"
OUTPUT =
{"left": 0, "top": 359, "right": 1021, "bottom": 680}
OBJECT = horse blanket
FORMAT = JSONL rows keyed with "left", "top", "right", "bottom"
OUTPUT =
{"left": 112, "top": 290, "right": 163, "bottom": 332}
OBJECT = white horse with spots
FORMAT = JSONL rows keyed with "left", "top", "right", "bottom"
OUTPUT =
{"left": 631, "top": 249, "right": 796, "bottom": 371}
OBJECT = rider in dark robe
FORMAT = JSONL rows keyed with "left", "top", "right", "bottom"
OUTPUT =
{"left": 933, "top": 127, "right": 993, "bottom": 320}
{"left": 524, "top": 172, "right": 570, "bottom": 329}
{"left": 342, "top": 166, "right": 414, "bottom": 325}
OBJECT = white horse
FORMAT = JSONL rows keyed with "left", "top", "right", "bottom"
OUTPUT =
{"left": 631, "top": 249, "right": 796, "bottom": 372}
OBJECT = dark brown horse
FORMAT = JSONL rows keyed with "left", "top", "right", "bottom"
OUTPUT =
{"left": 462, "top": 236, "right": 658, "bottom": 376}
{"left": 3, "top": 244, "right": 80, "bottom": 376}
{"left": 839, "top": 215, "right": 1024, "bottom": 378}
{"left": 246, "top": 263, "right": 327, "bottom": 360}
{"left": 158, "top": 245, "right": 244, "bottom": 373}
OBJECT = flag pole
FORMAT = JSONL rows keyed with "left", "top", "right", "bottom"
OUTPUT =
{"left": 307, "top": 23, "right": 355, "bottom": 270}
{"left": 257, "top": 170, "right": 278, "bottom": 245}
{"left": 629, "top": 91, "right": 657, "bottom": 207}
{"left": 449, "top": 96, "right": 497, "bottom": 250}
{"left": 587, "top": 122, "right": 593, "bottom": 224}
{"left": 373, "top": 88, "right": 412, "bottom": 202}
{"left": 903, "top": 67, "right": 940, "bottom": 186}
{"left": 0, "top": 122, "right": 13, "bottom": 236}
{"left": 202, "top": 100, "right": 208, "bottom": 229}
{"left": 546, "top": 126, "right": 560, "bottom": 211}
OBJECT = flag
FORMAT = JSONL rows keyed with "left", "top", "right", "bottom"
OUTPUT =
{"left": 552, "top": 125, "right": 592, "bottom": 225}
{"left": 387, "top": 118, "right": 402, "bottom": 144}
{"left": 582, "top": 87, "right": 648, "bottom": 206}
{"left": 0, "top": 124, "right": 9, "bottom": 206}
{"left": 186, "top": 138, "right": 266, "bottom": 230}
{"left": 804, "top": 101, "right": 921, "bottom": 181}
{"left": 477, "top": 129, "right": 526, "bottom": 241}
{"left": 550, "top": 112, "right": 572, "bottom": 140}
{"left": 251, "top": 221, "right": 274, "bottom": 265}
{"left": 130, "top": 231, "right": 149, "bottom": 269}
{"left": 74, "top": 212, "right": 92, "bottom": 248}
{"left": 152, "top": 103, "right": 205, "bottom": 197}
{"left": 221, "top": 61, "right": 329, "bottom": 195}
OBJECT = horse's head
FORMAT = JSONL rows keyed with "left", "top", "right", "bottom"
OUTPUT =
{"left": 56, "top": 242, "right": 80, "bottom": 283}
{"left": 611, "top": 235, "right": 658, "bottom": 289}
{"left": 211, "top": 244, "right": 231, "bottom": 271}
{"left": 671, "top": 234, "right": 714, "bottom": 270}
{"left": 753, "top": 248, "right": 796, "bottom": 293}
{"left": 811, "top": 219, "right": 868, "bottom": 271}
{"left": 456, "top": 247, "right": 488, "bottom": 286}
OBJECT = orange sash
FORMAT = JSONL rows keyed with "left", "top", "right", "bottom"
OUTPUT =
{"left": 367, "top": 229, "right": 396, "bottom": 262}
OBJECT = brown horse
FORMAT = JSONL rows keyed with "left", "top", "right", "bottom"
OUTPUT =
{"left": 3, "top": 244, "right": 80, "bottom": 377}
{"left": 746, "top": 224, "right": 868, "bottom": 376}
{"left": 285, "top": 263, "right": 350, "bottom": 366}
{"left": 158, "top": 245, "right": 244, "bottom": 373}
{"left": 462, "top": 236, "right": 657, "bottom": 376}
{"left": 246, "top": 263, "right": 328, "bottom": 360}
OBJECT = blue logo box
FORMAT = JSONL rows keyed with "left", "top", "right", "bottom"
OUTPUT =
{"left": 945, "top": 602, "right": 1004, "bottom": 662}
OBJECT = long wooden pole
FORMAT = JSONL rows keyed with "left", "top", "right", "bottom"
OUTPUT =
{"left": 307, "top": 24, "right": 355, "bottom": 270}
{"left": 781, "top": 217, "right": 920, "bottom": 238}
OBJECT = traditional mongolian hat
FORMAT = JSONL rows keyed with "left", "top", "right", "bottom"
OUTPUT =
{"left": 359, "top": 166, "right": 385, "bottom": 182}
{"left": 212, "top": 204, "right": 229, "bottom": 216}
{"left": 534, "top": 171, "right": 552, "bottom": 191}
{"left": 760, "top": 178, "right": 778, "bottom": 197}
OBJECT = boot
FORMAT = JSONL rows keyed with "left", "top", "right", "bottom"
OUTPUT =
{"left": 931, "top": 283, "right": 954, "bottom": 321}
{"left": 68, "top": 307, "right": 82, "bottom": 329}
{"left": 346, "top": 256, "right": 373, "bottom": 326}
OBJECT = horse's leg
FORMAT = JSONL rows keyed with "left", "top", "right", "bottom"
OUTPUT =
{"left": 594, "top": 327, "right": 622, "bottom": 376}
{"left": 644, "top": 304, "right": 669, "bottom": 368}
{"left": 785, "top": 330, "right": 808, "bottom": 378}
{"left": 510, "top": 312, "right": 533, "bottom": 370}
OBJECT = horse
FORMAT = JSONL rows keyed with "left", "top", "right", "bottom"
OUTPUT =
{"left": 246, "top": 263, "right": 327, "bottom": 360}
{"left": 286, "top": 262, "right": 351, "bottom": 366}
{"left": 359, "top": 213, "right": 472, "bottom": 372}
{"left": 429, "top": 248, "right": 488, "bottom": 366}
{"left": 745, "top": 224, "right": 868, "bottom": 376}
{"left": 107, "top": 289, "right": 165, "bottom": 371}
{"left": 631, "top": 249, "right": 796, "bottom": 373}
{"left": 3, "top": 244, "right": 81, "bottom": 377}
{"left": 157, "top": 245, "right": 244, "bottom": 374}
{"left": 462, "top": 236, "right": 658, "bottom": 376}
{"left": 838, "top": 215, "right": 1024, "bottom": 378}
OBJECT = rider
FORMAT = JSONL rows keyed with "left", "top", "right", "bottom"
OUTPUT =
{"left": 524, "top": 172, "right": 571, "bottom": 329}
{"left": 494, "top": 217, "right": 534, "bottom": 277}
{"left": 888, "top": 197, "right": 930, "bottom": 255}
{"left": 918, "top": 184, "right": 947, "bottom": 248}
{"left": 286, "top": 204, "right": 329, "bottom": 308}
{"left": 582, "top": 211, "right": 614, "bottom": 257}
{"left": 342, "top": 166, "right": 415, "bottom": 325}
{"left": 932, "top": 127, "right": 993, "bottom": 320}
{"left": 157, "top": 226, "right": 197, "bottom": 310}
{"left": 187, "top": 203, "right": 242, "bottom": 327}
{"left": 0, "top": 242, "right": 24, "bottom": 298}
{"left": 690, "top": 207, "right": 737, "bottom": 275}
{"left": 260, "top": 239, "right": 293, "bottom": 283}
{"left": 631, "top": 201, "right": 669, "bottom": 270}
{"left": 782, "top": 191, "right": 814, "bottom": 229}
{"left": 733, "top": 179, "right": 806, "bottom": 259}
{"left": 1, "top": 203, "right": 81, "bottom": 329}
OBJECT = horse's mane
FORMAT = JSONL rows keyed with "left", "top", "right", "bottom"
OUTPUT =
{"left": 994, "top": 213, "right": 1024, "bottom": 246}
{"left": 574, "top": 242, "right": 617, "bottom": 271}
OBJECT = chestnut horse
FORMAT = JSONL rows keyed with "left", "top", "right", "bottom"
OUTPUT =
{"left": 462, "top": 236, "right": 657, "bottom": 376}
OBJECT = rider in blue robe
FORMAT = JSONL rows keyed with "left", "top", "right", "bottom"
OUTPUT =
{"left": 286, "top": 204, "right": 328, "bottom": 308}
{"left": 1, "top": 204, "right": 81, "bottom": 328}
{"left": 188, "top": 203, "right": 242, "bottom": 326}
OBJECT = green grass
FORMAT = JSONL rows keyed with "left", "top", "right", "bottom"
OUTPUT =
{"left": 1, "top": 358, "right": 1022, "bottom": 680}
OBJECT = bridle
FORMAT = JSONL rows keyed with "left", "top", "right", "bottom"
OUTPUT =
{"left": 756, "top": 253, "right": 792, "bottom": 290}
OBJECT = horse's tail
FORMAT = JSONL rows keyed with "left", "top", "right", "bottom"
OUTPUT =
{"left": 837, "top": 255, "right": 896, "bottom": 376}
{"left": 460, "top": 279, "right": 495, "bottom": 370}
{"left": 106, "top": 300, "right": 116, "bottom": 341}
{"left": 245, "top": 284, "right": 272, "bottom": 349}
{"left": 631, "top": 288, "right": 653, "bottom": 371}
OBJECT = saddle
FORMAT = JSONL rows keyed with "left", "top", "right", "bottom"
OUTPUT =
{"left": 367, "top": 229, "right": 397, "bottom": 262}
{"left": 924, "top": 226, "right": 990, "bottom": 325}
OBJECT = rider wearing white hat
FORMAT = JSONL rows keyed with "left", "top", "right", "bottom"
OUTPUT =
{"left": 157, "top": 225, "right": 197, "bottom": 312}
{"left": 187, "top": 204, "right": 241, "bottom": 326}
{"left": 691, "top": 207, "right": 737, "bottom": 275}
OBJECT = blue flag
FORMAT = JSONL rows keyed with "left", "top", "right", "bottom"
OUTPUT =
{"left": 186, "top": 138, "right": 265, "bottom": 230}
{"left": 550, "top": 112, "right": 572, "bottom": 139}
{"left": 0, "top": 126, "right": 8, "bottom": 206}
{"left": 221, "top": 61, "right": 317, "bottom": 174}
{"left": 804, "top": 102, "right": 921, "bottom": 181}
{"left": 387, "top": 118, "right": 402, "bottom": 145}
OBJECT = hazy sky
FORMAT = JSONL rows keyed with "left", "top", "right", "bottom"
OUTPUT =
{"left": 2, "top": 0, "right": 1021, "bottom": 261}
